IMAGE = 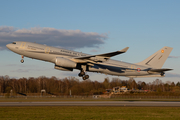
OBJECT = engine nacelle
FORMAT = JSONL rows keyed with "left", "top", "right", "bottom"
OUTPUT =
{"left": 55, "top": 57, "right": 76, "bottom": 68}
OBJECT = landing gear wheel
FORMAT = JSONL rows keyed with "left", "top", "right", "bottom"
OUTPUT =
{"left": 78, "top": 70, "right": 89, "bottom": 80}
{"left": 85, "top": 75, "right": 89, "bottom": 79}
{"left": 80, "top": 71, "right": 85, "bottom": 76}
{"left": 82, "top": 76, "right": 86, "bottom": 80}
{"left": 21, "top": 59, "right": 24, "bottom": 63}
{"left": 82, "top": 75, "right": 89, "bottom": 80}
{"left": 78, "top": 70, "right": 85, "bottom": 77}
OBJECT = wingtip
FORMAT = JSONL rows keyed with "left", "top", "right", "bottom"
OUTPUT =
{"left": 120, "top": 47, "right": 129, "bottom": 52}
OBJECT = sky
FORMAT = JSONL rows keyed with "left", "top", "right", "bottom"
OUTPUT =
{"left": 0, "top": 0, "right": 180, "bottom": 83}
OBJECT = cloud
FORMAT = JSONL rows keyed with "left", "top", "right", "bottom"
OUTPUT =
{"left": 165, "top": 73, "right": 180, "bottom": 78}
{"left": 168, "top": 56, "right": 180, "bottom": 58}
{"left": 0, "top": 26, "right": 108, "bottom": 50}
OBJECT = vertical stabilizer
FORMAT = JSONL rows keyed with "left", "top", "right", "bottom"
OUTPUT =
{"left": 136, "top": 46, "right": 173, "bottom": 68}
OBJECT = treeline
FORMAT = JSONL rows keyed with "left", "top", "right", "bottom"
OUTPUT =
{"left": 0, "top": 75, "right": 180, "bottom": 95}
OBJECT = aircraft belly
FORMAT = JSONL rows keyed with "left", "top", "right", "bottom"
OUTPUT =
{"left": 124, "top": 71, "right": 148, "bottom": 76}
{"left": 96, "top": 64, "right": 125, "bottom": 73}
{"left": 99, "top": 69, "right": 148, "bottom": 76}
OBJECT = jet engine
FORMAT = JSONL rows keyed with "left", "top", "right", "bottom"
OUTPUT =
{"left": 55, "top": 57, "right": 77, "bottom": 68}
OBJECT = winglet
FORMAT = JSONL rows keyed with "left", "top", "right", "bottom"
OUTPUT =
{"left": 119, "top": 47, "right": 129, "bottom": 53}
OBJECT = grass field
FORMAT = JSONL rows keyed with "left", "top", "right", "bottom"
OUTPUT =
{"left": 0, "top": 106, "right": 180, "bottom": 120}
{"left": 1, "top": 97, "right": 180, "bottom": 119}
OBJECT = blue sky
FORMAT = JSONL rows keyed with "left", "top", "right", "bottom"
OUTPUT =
{"left": 0, "top": 0, "right": 180, "bottom": 83}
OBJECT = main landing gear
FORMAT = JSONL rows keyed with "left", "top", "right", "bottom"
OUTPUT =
{"left": 161, "top": 72, "right": 165, "bottom": 76}
{"left": 78, "top": 70, "right": 89, "bottom": 80}
{"left": 20, "top": 55, "right": 24, "bottom": 63}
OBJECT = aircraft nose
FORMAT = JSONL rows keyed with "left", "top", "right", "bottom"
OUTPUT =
{"left": 6, "top": 44, "right": 10, "bottom": 48}
{"left": 6, "top": 44, "right": 12, "bottom": 50}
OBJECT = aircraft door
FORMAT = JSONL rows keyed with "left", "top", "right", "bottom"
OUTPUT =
{"left": 20, "top": 42, "right": 26, "bottom": 49}
{"left": 45, "top": 47, "right": 50, "bottom": 54}
{"left": 130, "top": 65, "right": 136, "bottom": 71}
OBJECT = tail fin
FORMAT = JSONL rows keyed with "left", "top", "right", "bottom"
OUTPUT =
{"left": 136, "top": 46, "right": 173, "bottom": 68}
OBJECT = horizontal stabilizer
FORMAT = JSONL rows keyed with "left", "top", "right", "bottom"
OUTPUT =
{"left": 127, "top": 74, "right": 165, "bottom": 78}
{"left": 148, "top": 68, "right": 173, "bottom": 72}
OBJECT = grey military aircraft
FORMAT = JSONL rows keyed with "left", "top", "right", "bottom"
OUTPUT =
{"left": 6, "top": 41, "right": 173, "bottom": 80}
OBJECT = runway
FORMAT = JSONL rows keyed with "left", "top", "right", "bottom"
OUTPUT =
{"left": 0, "top": 101, "right": 180, "bottom": 107}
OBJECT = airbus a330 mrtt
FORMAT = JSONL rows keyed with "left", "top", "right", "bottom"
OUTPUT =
{"left": 6, "top": 41, "right": 173, "bottom": 80}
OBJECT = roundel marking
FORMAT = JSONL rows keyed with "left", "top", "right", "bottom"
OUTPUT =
{"left": 161, "top": 50, "right": 164, "bottom": 53}
{"left": 137, "top": 68, "right": 141, "bottom": 72}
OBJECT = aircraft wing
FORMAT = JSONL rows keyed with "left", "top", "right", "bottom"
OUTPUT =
{"left": 73, "top": 47, "right": 129, "bottom": 63}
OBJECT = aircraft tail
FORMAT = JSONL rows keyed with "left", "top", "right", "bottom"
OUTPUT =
{"left": 136, "top": 46, "right": 173, "bottom": 68}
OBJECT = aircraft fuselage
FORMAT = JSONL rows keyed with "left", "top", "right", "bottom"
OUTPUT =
{"left": 6, "top": 41, "right": 173, "bottom": 79}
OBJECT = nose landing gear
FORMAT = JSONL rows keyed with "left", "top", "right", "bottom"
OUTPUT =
{"left": 21, "top": 55, "right": 24, "bottom": 63}
{"left": 78, "top": 70, "right": 89, "bottom": 80}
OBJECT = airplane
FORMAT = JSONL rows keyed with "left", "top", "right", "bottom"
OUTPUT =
{"left": 6, "top": 41, "right": 173, "bottom": 80}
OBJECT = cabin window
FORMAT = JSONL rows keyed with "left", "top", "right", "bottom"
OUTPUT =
{"left": 12, "top": 42, "right": 16, "bottom": 44}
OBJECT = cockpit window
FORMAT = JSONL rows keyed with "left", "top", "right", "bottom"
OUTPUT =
{"left": 12, "top": 42, "right": 16, "bottom": 44}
